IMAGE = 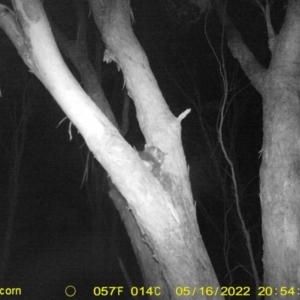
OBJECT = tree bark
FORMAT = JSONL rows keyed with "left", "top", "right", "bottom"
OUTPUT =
{"left": 211, "top": 0, "right": 300, "bottom": 292}
{"left": 0, "top": 0, "right": 222, "bottom": 298}
{"left": 260, "top": 1, "right": 300, "bottom": 287}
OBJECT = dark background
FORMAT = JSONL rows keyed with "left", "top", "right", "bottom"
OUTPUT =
{"left": 0, "top": 0, "right": 286, "bottom": 299}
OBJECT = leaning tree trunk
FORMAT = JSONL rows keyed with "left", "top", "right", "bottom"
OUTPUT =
{"left": 0, "top": 0, "right": 223, "bottom": 298}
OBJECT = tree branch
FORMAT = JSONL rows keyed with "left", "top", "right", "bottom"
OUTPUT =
{"left": 211, "top": 0, "right": 266, "bottom": 94}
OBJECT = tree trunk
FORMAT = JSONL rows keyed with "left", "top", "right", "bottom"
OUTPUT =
{"left": 260, "top": 72, "right": 300, "bottom": 287}
{"left": 211, "top": 0, "right": 300, "bottom": 293}
{"left": 0, "top": 0, "right": 222, "bottom": 298}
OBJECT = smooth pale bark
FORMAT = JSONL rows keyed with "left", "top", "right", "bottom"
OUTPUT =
{"left": 88, "top": 2, "right": 223, "bottom": 297}
{"left": 0, "top": 0, "right": 222, "bottom": 299}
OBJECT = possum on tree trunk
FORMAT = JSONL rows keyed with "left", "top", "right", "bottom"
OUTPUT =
{"left": 139, "top": 146, "right": 166, "bottom": 177}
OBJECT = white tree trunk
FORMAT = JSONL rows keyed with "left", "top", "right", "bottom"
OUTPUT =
{"left": 0, "top": 1, "right": 222, "bottom": 298}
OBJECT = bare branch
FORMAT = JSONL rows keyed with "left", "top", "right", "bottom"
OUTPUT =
{"left": 210, "top": 0, "right": 266, "bottom": 94}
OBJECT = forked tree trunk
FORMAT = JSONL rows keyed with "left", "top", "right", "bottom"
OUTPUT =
{"left": 0, "top": 0, "right": 222, "bottom": 298}
{"left": 210, "top": 0, "right": 300, "bottom": 292}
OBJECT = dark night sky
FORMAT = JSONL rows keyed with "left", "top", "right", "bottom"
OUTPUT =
{"left": 0, "top": 0, "right": 284, "bottom": 298}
